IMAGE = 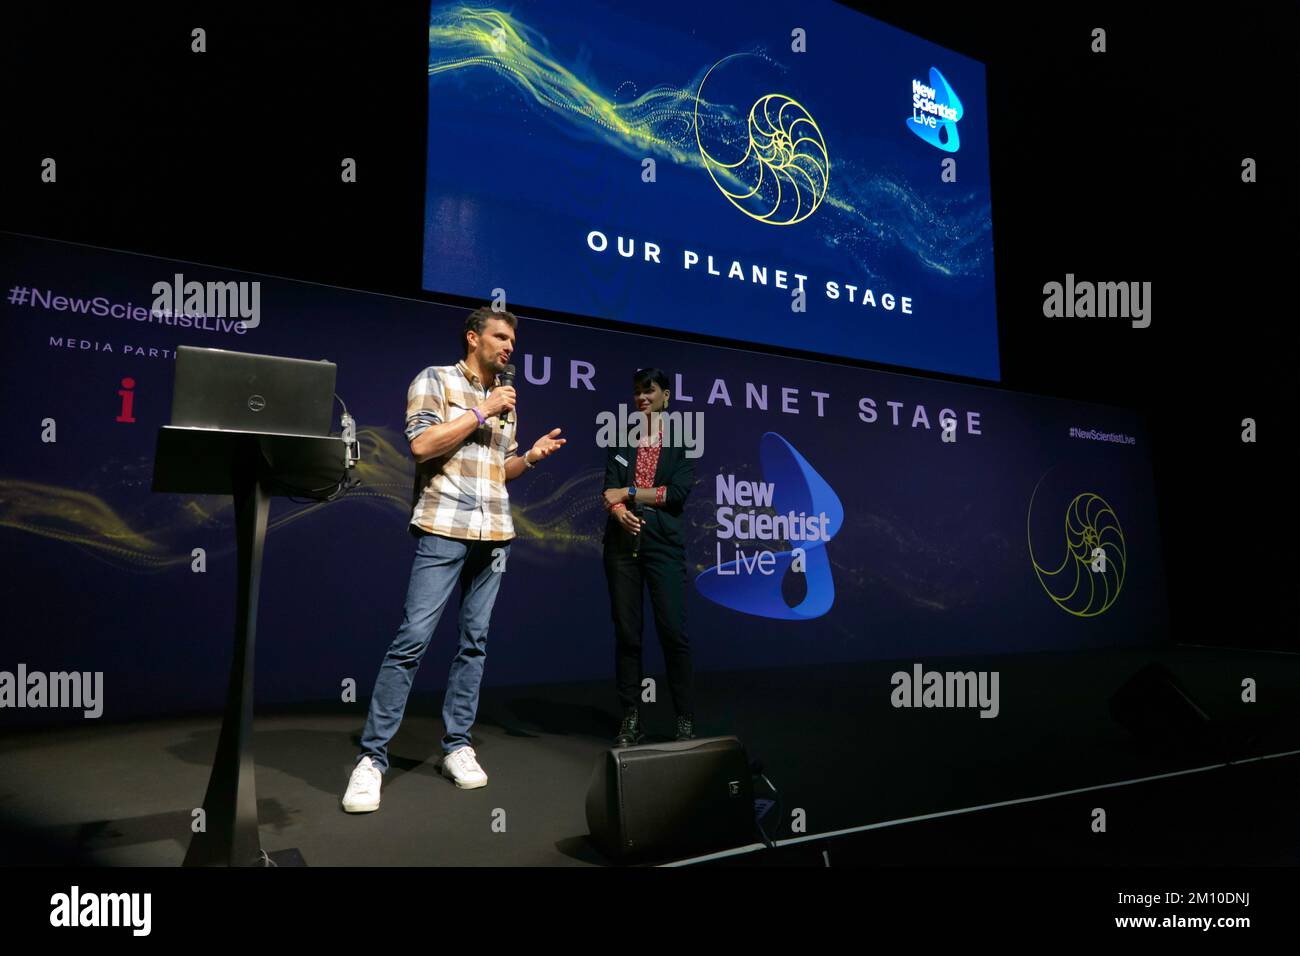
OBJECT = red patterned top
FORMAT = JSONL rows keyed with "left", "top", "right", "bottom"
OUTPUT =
{"left": 635, "top": 419, "right": 666, "bottom": 505}
{"left": 611, "top": 417, "right": 667, "bottom": 510}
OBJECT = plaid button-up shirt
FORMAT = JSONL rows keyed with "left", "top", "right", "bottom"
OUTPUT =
{"left": 405, "top": 360, "right": 518, "bottom": 541}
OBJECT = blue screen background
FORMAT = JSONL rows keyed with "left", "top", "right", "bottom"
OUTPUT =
{"left": 422, "top": 0, "right": 1000, "bottom": 380}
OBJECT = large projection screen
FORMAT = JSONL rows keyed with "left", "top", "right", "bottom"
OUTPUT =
{"left": 422, "top": 1, "right": 1000, "bottom": 380}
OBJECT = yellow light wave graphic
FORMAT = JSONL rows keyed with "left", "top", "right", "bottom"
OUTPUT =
{"left": 0, "top": 426, "right": 608, "bottom": 573}
{"left": 428, "top": 8, "right": 818, "bottom": 218}
{"left": 428, "top": 7, "right": 693, "bottom": 163}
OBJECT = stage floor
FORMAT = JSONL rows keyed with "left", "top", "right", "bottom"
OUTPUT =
{"left": 2, "top": 644, "right": 1298, "bottom": 866}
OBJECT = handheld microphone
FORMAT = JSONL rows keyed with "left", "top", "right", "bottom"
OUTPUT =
{"left": 497, "top": 364, "right": 516, "bottom": 426}
{"left": 630, "top": 501, "right": 642, "bottom": 557}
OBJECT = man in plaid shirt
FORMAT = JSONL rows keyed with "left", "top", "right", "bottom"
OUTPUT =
{"left": 343, "top": 306, "right": 565, "bottom": 809}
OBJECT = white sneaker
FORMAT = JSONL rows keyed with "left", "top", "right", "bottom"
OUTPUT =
{"left": 342, "top": 756, "right": 382, "bottom": 812}
{"left": 441, "top": 746, "right": 488, "bottom": 789}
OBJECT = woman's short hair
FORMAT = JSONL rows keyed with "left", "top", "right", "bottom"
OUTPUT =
{"left": 632, "top": 366, "right": 670, "bottom": 391}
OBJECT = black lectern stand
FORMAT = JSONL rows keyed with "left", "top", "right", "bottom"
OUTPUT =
{"left": 152, "top": 425, "right": 347, "bottom": 867}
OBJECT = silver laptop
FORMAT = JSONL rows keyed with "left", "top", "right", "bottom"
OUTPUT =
{"left": 170, "top": 346, "right": 337, "bottom": 436}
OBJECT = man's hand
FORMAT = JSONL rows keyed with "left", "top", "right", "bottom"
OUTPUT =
{"left": 529, "top": 428, "right": 566, "bottom": 462}
{"left": 477, "top": 385, "right": 516, "bottom": 420}
{"left": 603, "top": 487, "right": 628, "bottom": 507}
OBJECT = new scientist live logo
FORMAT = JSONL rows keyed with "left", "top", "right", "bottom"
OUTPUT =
{"left": 696, "top": 433, "right": 844, "bottom": 620}
{"left": 907, "top": 67, "right": 963, "bottom": 152}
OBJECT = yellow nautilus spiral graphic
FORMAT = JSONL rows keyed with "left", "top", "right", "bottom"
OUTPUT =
{"left": 693, "top": 55, "right": 829, "bottom": 226}
{"left": 1027, "top": 479, "right": 1127, "bottom": 617}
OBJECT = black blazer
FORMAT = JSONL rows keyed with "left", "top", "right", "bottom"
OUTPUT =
{"left": 602, "top": 442, "right": 695, "bottom": 555}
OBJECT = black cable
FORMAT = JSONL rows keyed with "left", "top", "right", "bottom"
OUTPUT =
{"left": 267, "top": 472, "right": 358, "bottom": 503}
{"left": 249, "top": 390, "right": 361, "bottom": 501}
{"left": 753, "top": 771, "right": 782, "bottom": 850}
{"left": 256, "top": 439, "right": 359, "bottom": 503}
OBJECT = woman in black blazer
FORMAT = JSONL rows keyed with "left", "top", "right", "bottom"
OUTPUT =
{"left": 601, "top": 367, "right": 695, "bottom": 746}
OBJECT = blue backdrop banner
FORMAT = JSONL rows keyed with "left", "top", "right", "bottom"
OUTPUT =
{"left": 1, "top": 234, "right": 1163, "bottom": 722}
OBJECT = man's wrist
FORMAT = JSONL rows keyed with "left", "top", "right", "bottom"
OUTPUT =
{"left": 523, "top": 449, "right": 536, "bottom": 469}
{"left": 471, "top": 407, "right": 486, "bottom": 426}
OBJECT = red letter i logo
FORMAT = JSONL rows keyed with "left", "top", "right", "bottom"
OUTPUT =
{"left": 116, "top": 377, "right": 136, "bottom": 423}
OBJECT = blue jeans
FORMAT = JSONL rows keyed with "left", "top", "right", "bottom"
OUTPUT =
{"left": 358, "top": 532, "right": 510, "bottom": 773}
